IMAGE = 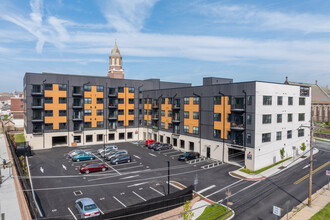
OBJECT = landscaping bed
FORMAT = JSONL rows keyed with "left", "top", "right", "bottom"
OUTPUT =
{"left": 239, "top": 157, "right": 292, "bottom": 175}
{"left": 196, "top": 203, "right": 232, "bottom": 220}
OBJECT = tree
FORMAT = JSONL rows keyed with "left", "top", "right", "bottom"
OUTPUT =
{"left": 300, "top": 143, "right": 306, "bottom": 153}
{"left": 181, "top": 200, "right": 194, "bottom": 220}
{"left": 280, "top": 148, "right": 285, "bottom": 160}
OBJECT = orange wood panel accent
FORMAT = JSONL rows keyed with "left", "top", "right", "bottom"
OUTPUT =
{"left": 214, "top": 96, "right": 231, "bottom": 139}
{"left": 118, "top": 87, "right": 135, "bottom": 126}
{"left": 84, "top": 86, "right": 104, "bottom": 128}
{"left": 184, "top": 97, "right": 199, "bottom": 133}
{"left": 161, "top": 98, "right": 172, "bottom": 129}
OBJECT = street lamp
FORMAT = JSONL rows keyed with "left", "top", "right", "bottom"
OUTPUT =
{"left": 167, "top": 160, "right": 170, "bottom": 194}
{"left": 219, "top": 91, "right": 226, "bottom": 163}
{"left": 193, "top": 92, "right": 201, "bottom": 155}
{"left": 103, "top": 134, "right": 106, "bottom": 161}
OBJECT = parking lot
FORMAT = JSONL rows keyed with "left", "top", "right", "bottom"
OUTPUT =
{"left": 28, "top": 141, "right": 247, "bottom": 219}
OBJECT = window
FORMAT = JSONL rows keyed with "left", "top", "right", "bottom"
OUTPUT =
{"left": 298, "top": 129, "right": 304, "bottom": 137}
{"left": 127, "top": 132, "right": 133, "bottom": 139}
{"left": 161, "top": 98, "right": 165, "bottom": 104}
{"left": 247, "top": 96, "right": 252, "bottom": 105}
{"left": 118, "top": 110, "right": 124, "bottom": 115}
{"left": 276, "top": 131, "right": 282, "bottom": 140}
{"left": 129, "top": 120, "right": 134, "bottom": 126}
{"left": 84, "top": 109, "right": 91, "bottom": 116}
{"left": 227, "top": 114, "right": 231, "bottom": 122}
{"left": 299, "top": 113, "right": 305, "bottom": 121}
{"left": 44, "top": 84, "right": 53, "bottom": 90}
{"left": 161, "top": 110, "right": 165, "bottom": 116}
{"left": 139, "top": 99, "right": 142, "bottom": 104}
{"left": 193, "top": 127, "right": 199, "bottom": 135}
{"left": 97, "top": 86, "right": 103, "bottom": 92}
{"left": 193, "top": 112, "right": 199, "bottom": 119}
{"left": 180, "top": 140, "right": 185, "bottom": 149}
{"left": 263, "top": 96, "right": 272, "bottom": 105}
{"left": 84, "top": 98, "right": 91, "bottom": 104}
{"left": 214, "top": 96, "right": 221, "bottom": 105}
{"left": 84, "top": 85, "right": 91, "bottom": 91}
{"left": 59, "top": 84, "right": 67, "bottom": 91}
{"left": 247, "top": 133, "right": 251, "bottom": 144}
{"left": 184, "top": 125, "right": 189, "bottom": 133}
{"left": 173, "top": 138, "right": 177, "bottom": 147}
{"left": 168, "top": 123, "right": 173, "bottom": 130}
{"left": 59, "top": 110, "right": 66, "bottom": 116}
{"left": 184, "top": 97, "right": 189, "bottom": 104}
{"left": 44, "top": 123, "right": 53, "bottom": 130}
{"left": 288, "top": 97, "right": 293, "bottom": 105}
{"left": 262, "top": 133, "right": 271, "bottom": 143}
{"left": 214, "top": 129, "right": 221, "bottom": 138}
{"left": 228, "top": 96, "right": 232, "bottom": 105}
{"left": 118, "top": 87, "right": 124, "bottom": 93}
{"left": 59, "top": 97, "right": 67, "bottom": 103}
{"left": 97, "top": 110, "right": 103, "bottom": 116}
{"left": 168, "top": 98, "right": 172, "bottom": 104}
{"left": 97, "top": 134, "right": 103, "bottom": 142}
{"left": 118, "top": 98, "right": 124, "bottom": 104}
{"left": 193, "top": 97, "right": 199, "bottom": 104}
{"left": 84, "top": 122, "right": 91, "bottom": 128}
{"left": 45, "top": 97, "right": 53, "bottom": 103}
{"left": 118, "top": 121, "right": 124, "bottom": 126}
{"left": 119, "top": 133, "right": 125, "bottom": 140}
{"left": 277, "top": 96, "right": 283, "bottom": 105}
{"left": 129, "top": 99, "right": 134, "bottom": 104}
{"left": 148, "top": 110, "right": 152, "bottom": 115}
{"left": 128, "top": 87, "right": 135, "bottom": 93}
{"left": 129, "top": 109, "right": 134, "bottom": 115}
{"left": 214, "top": 113, "right": 221, "bottom": 121}
{"left": 299, "top": 97, "right": 305, "bottom": 105}
{"left": 227, "top": 131, "right": 231, "bottom": 139}
{"left": 32, "top": 85, "right": 41, "bottom": 93}
{"left": 108, "top": 133, "right": 115, "bottom": 140}
{"left": 139, "top": 87, "right": 143, "bottom": 93}
{"left": 247, "top": 114, "right": 252, "bottom": 124}
{"left": 161, "top": 122, "right": 165, "bottom": 129}
{"left": 86, "top": 135, "right": 93, "bottom": 142}
{"left": 45, "top": 110, "right": 53, "bottom": 116}
{"left": 277, "top": 114, "right": 282, "bottom": 123}
{"left": 168, "top": 111, "right": 172, "bottom": 117}
{"left": 189, "top": 142, "right": 194, "bottom": 151}
{"left": 59, "top": 123, "right": 67, "bottom": 129}
{"left": 184, "top": 111, "right": 189, "bottom": 119}
{"left": 287, "top": 130, "right": 292, "bottom": 139}
{"left": 73, "top": 86, "right": 81, "bottom": 94}
{"left": 288, "top": 113, "right": 293, "bottom": 122}
{"left": 262, "top": 114, "right": 272, "bottom": 124}
{"left": 97, "top": 98, "right": 103, "bottom": 104}
{"left": 74, "top": 136, "right": 81, "bottom": 143}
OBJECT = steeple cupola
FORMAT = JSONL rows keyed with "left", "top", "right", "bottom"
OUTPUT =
{"left": 108, "top": 41, "right": 124, "bottom": 79}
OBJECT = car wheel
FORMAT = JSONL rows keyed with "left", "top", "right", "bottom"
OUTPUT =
{"left": 85, "top": 170, "right": 90, "bottom": 174}
{"left": 76, "top": 159, "right": 80, "bottom": 162}
{"left": 102, "top": 167, "right": 106, "bottom": 172}
{"left": 116, "top": 162, "right": 118, "bottom": 165}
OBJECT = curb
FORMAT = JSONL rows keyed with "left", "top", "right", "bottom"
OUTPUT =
{"left": 228, "top": 171, "right": 266, "bottom": 181}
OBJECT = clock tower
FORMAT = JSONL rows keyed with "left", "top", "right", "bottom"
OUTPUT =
{"left": 107, "top": 41, "right": 124, "bottom": 79}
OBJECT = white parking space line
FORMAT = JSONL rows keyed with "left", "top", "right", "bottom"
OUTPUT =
{"left": 133, "top": 191, "right": 147, "bottom": 201}
{"left": 164, "top": 151, "right": 181, "bottom": 155}
{"left": 110, "top": 161, "right": 137, "bottom": 167}
{"left": 120, "top": 175, "right": 139, "bottom": 180}
{"left": 99, "top": 208, "right": 104, "bottom": 215}
{"left": 116, "top": 165, "right": 144, "bottom": 171}
{"left": 167, "top": 181, "right": 183, "bottom": 190}
{"left": 67, "top": 207, "right": 77, "bottom": 220}
{"left": 127, "top": 182, "right": 149, "bottom": 187}
{"left": 169, "top": 153, "right": 183, "bottom": 157}
{"left": 149, "top": 153, "right": 157, "bottom": 157}
{"left": 197, "top": 185, "right": 216, "bottom": 194}
{"left": 92, "top": 153, "right": 121, "bottom": 175}
{"left": 160, "top": 149, "right": 176, "bottom": 153}
{"left": 205, "top": 179, "right": 243, "bottom": 198}
{"left": 62, "top": 164, "right": 67, "bottom": 170}
{"left": 40, "top": 167, "right": 44, "bottom": 173}
{"left": 133, "top": 155, "right": 141, "bottom": 159}
{"left": 113, "top": 196, "right": 127, "bottom": 207}
{"left": 150, "top": 187, "right": 165, "bottom": 196}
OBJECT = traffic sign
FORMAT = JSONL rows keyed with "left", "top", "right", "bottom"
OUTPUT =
{"left": 273, "top": 206, "right": 281, "bottom": 217}
{"left": 326, "top": 170, "right": 330, "bottom": 176}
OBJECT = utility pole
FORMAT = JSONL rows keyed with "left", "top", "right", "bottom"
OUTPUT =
{"left": 167, "top": 161, "right": 170, "bottom": 194}
{"left": 308, "top": 110, "right": 314, "bottom": 207}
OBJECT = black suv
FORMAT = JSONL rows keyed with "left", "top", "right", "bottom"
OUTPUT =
{"left": 148, "top": 142, "right": 161, "bottom": 149}
{"left": 178, "top": 152, "right": 200, "bottom": 161}
{"left": 154, "top": 143, "right": 172, "bottom": 151}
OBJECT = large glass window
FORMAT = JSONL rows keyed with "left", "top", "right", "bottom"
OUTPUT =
{"left": 118, "top": 87, "right": 124, "bottom": 93}
{"left": 214, "top": 113, "right": 221, "bottom": 121}
{"left": 299, "top": 97, "right": 305, "bottom": 105}
{"left": 247, "top": 114, "right": 252, "bottom": 124}
{"left": 59, "top": 97, "right": 67, "bottom": 103}
{"left": 84, "top": 85, "right": 91, "bottom": 91}
{"left": 262, "top": 133, "right": 271, "bottom": 143}
{"left": 168, "top": 98, "right": 172, "bottom": 104}
{"left": 276, "top": 131, "right": 282, "bottom": 140}
{"left": 277, "top": 96, "right": 283, "bottom": 105}
{"left": 214, "top": 129, "right": 221, "bottom": 138}
{"left": 84, "top": 98, "right": 91, "bottom": 104}
{"left": 161, "top": 110, "right": 165, "bottom": 116}
{"left": 247, "top": 133, "right": 251, "bottom": 144}
{"left": 298, "top": 129, "right": 304, "bottom": 137}
{"left": 193, "top": 127, "right": 199, "bottom": 135}
{"left": 184, "top": 125, "right": 189, "bottom": 133}
{"left": 59, "top": 110, "right": 66, "bottom": 116}
{"left": 193, "top": 97, "right": 199, "bottom": 104}
{"left": 288, "top": 97, "right": 293, "bottom": 105}
{"left": 214, "top": 96, "right": 221, "bottom": 105}
{"left": 84, "top": 109, "right": 91, "bottom": 116}
{"left": 277, "top": 114, "right": 282, "bottom": 123}
{"left": 184, "top": 97, "right": 189, "bottom": 105}
{"left": 287, "top": 130, "right": 292, "bottom": 139}
{"left": 262, "top": 114, "right": 272, "bottom": 124}
{"left": 247, "top": 96, "right": 252, "bottom": 105}
{"left": 184, "top": 111, "right": 189, "bottom": 119}
{"left": 128, "top": 87, "right": 135, "bottom": 93}
{"left": 44, "top": 97, "right": 53, "bottom": 103}
{"left": 168, "top": 111, "right": 172, "bottom": 117}
{"left": 299, "top": 113, "right": 305, "bottom": 121}
{"left": 97, "top": 110, "right": 103, "bottom": 116}
{"left": 288, "top": 113, "right": 293, "bottom": 122}
{"left": 263, "top": 96, "right": 272, "bottom": 105}
{"left": 59, "top": 84, "right": 67, "bottom": 91}
{"left": 44, "top": 84, "right": 53, "bottom": 90}
{"left": 193, "top": 112, "right": 199, "bottom": 119}
{"left": 97, "top": 98, "right": 103, "bottom": 104}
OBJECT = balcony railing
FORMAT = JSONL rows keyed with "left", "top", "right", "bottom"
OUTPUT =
{"left": 73, "top": 102, "right": 83, "bottom": 108}
{"left": 231, "top": 104, "right": 245, "bottom": 111}
{"left": 152, "top": 114, "right": 159, "bottom": 120}
{"left": 108, "top": 114, "right": 117, "bottom": 120}
{"left": 32, "top": 102, "right": 43, "bottom": 109}
{"left": 152, "top": 104, "right": 159, "bottom": 109}
{"left": 73, "top": 114, "right": 83, "bottom": 121}
{"left": 172, "top": 116, "right": 180, "bottom": 123}
{"left": 109, "top": 123, "right": 117, "bottom": 130}
{"left": 231, "top": 123, "right": 245, "bottom": 130}
{"left": 72, "top": 90, "right": 82, "bottom": 96}
{"left": 108, "top": 103, "right": 118, "bottom": 108}
{"left": 173, "top": 104, "right": 181, "bottom": 109}
{"left": 31, "top": 89, "right": 42, "bottom": 95}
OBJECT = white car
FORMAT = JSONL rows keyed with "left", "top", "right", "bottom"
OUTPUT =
{"left": 97, "top": 145, "right": 118, "bottom": 155}
{"left": 75, "top": 198, "right": 100, "bottom": 219}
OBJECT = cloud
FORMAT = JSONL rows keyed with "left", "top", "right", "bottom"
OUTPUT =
{"left": 99, "top": 0, "right": 158, "bottom": 32}
{"left": 195, "top": 3, "right": 330, "bottom": 33}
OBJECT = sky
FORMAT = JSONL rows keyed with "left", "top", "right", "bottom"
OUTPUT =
{"left": 0, "top": 0, "right": 330, "bottom": 92}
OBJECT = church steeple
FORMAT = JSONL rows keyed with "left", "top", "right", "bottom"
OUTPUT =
{"left": 108, "top": 41, "right": 124, "bottom": 79}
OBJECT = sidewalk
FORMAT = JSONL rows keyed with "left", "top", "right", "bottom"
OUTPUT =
{"left": 0, "top": 134, "right": 22, "bottom": 220}
{"left": 281, "top": 185, "right": 330, "bottom": 220}
{"left": 230, "top": 148, "right": 319, "bottom": 181}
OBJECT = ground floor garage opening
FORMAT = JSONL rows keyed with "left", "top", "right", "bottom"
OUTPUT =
{"left": 52, "top": 136, "right": 67, "bottom": 146}
{"left": 228, "top": 147, "right": 245, "bottom": 167}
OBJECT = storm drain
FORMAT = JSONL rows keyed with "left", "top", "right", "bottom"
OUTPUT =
{"left": 73, "top": 190, "right": 83, "bottom": 196}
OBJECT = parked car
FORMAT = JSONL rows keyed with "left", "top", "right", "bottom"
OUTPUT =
{"left": 154, "top": 143, "right": 172, "bottom": 151}
{"left": 72, "top": 153, "right": 95, "bottom": 162}
{"left": 68, "top": 149, "right": 89, "bottom": 158}
{"left": 75, "top": 198, "right": 100, "bottom": 219}
{"left": 101, "top": 149, "right": 118, "bottom": 158}
{"left": 145, "top": 139, "right": 155, "bottom": 147}
{"left": 178, "top": 152, "right": 200, "bottom": 161}
{"left": 97, "top": 145, "right": 118, "bottom": 155}
{"left": 110, "top": 154, "right": 132, "bottom": 165}
{"left": 148, "top": 142, "right": 160, "bottom": 149}
{"left": 79, "top": 162, "right": 108, "bottom": 174}
{"left": 105, "top": 150, "right": 128, "bottom": 161}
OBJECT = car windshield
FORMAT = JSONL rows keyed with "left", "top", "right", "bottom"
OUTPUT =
{"left": 84, "top": 204, "right": 97, "bottom": 211}
{"left": 183, "top": 153, "right": 189, "bottom": 156}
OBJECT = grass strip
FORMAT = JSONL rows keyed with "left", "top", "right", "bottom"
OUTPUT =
{"left": 239, "top": 157, "right": 292, "bottom": 175}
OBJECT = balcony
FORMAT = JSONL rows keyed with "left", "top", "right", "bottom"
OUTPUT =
{"left": 174, "top": 128, "right": 180, "bottom": 135}
{"left": 73, "top": 114, "right": 83, "bottom": 121}
{"left": 152, "top": 114, "right": 159, "bottom": 120}
{"left": 173, "top": 104, "right": 180, "bottom": 109}
{"left": 152, "top": 125, "right": 159, "bottom": 132}
{"left": 231, "top": 123, "right": 245, "bottom": 130}
{"left": 73, "top": 126, "right": 82, "bottom": 133}
{"left": 108, "top": 103, "right": 118, "bottom": 108}
{"left": 108, "top": 114, "right": 117, "bottom": 120}
{"left": 108, "top": 93, "right": 117, "bottom": 97}
{"left": 72, "top": 91, "right": 82, "bottom": 96}
{"left": 31, "top": 117, "right": 43, "bottom": 122}
{"left": 152, "top": 104, "right": 159, "bottom": 109}
{"left": 73, "top": 101, "right": 83, "bottom": 109}
{"left": 172, "top": 116, "right": 180, "bottom": 123}
{"left": 32, "top": 102, "right": 43, "bottom": 109}
{"left": 109, "top": 123, "right": 117, "bottom": 130}
{"left": 31, "top": 90, "right": 42, "bottom": 96}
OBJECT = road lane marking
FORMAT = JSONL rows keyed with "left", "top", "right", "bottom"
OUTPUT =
{"left": 294, "top": 161, "right": 330, "bottom": 185}
{"left": 113, "top": 196, "right": 127, "bottom": 207}
{"left": 205, "top": 180, "right": 243, "bottom": 198}
{"left": 149, "top": 153, "right": 157, "bottom": 157}
{"left": 150, "top": 187, "right": 165, "bottom": 196}
{"left": 92, "top": 153, "right": 121, "bottom": 175}
{"left": 133, "top": 155, "right": 141, "bottom": 159}
{"left": 127, "top": 182, "right": 149, "bottom": 187}
{"left": 170, "top": 153, "right": 183, "bottom": 157}
{"left": 165, "top": 151, "right": 180, "bottom": 155}
{"left": 197, "top": 185, "right": 216, "bottom": 194}
{"left": 62, "top": 164, "right": 67, "bottom": 170}
{"left": 40, "top": 167, "right": 44, "bottom": 173}
{"left": 120, "top": 175, "right": 139, "bottom": 180}
{"left": 116, "top": 165, "right": 143, "bottom": 171}
{"left": 99, "top": 208, "right": 104, "bottom": 215}
{"left": 303, "top": 165, "right": 310, "bottom": 169}
{"left": 133, "top": 191, "right": 147, "bottom": 201}
{"left": 67, "top": 207, "right": 77, "bottom": 220}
